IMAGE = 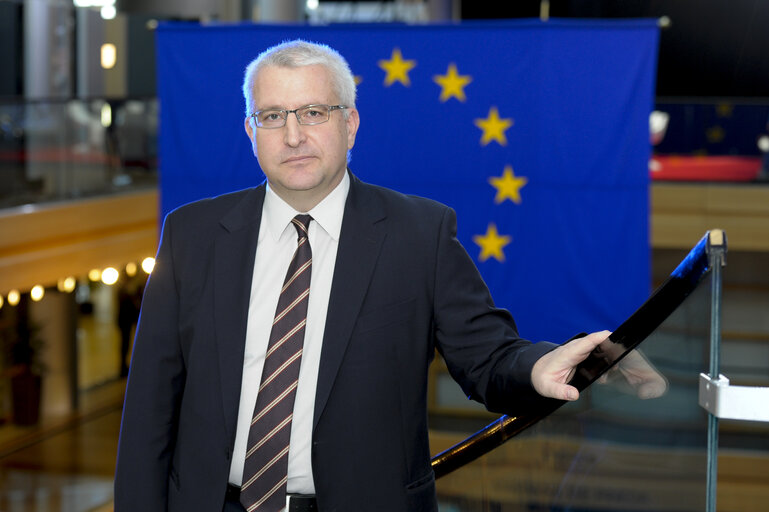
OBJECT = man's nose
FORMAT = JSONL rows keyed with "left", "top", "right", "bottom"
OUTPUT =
{"left": 283, "top": 113, "right": 306, "bottom": 147}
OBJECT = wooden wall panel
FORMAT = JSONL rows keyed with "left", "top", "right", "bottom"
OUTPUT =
{"left": 0, "top": 190, "right": 159, "bottom": 295}
{"left": 651, "top": 183, "right": 769, "bottom": 251}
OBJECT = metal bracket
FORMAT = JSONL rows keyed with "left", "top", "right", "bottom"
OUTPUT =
{"left": 699, "top": 373, "right": 769, "bottom": 423}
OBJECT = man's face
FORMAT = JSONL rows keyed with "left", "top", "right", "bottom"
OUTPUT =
{"left": 245, "top": 64, "right": 359, "bottom": 210}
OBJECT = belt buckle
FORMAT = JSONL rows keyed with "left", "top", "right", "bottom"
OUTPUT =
{"left": 285, "top": 494, "right": 316, "bottom": 512}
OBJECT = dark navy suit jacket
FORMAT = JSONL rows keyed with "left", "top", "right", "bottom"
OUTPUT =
{"left": 114, "top": 172, "right": 555, "bottom": 511}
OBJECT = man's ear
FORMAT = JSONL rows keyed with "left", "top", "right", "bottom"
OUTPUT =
{"left": 346, "top": 108, "right": 360, "bottom": 149}
{"left": 245, "top": 116, "right": 256, "bottom": 142}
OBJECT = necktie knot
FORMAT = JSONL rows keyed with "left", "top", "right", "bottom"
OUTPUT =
{"left": 291, "top": 214, "right": 312, "bottom": 240}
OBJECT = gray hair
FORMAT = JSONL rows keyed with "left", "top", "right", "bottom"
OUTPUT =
{"left": 242, "top": 39, "right": 357, "bottom": 117}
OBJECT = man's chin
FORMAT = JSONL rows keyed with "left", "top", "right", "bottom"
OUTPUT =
{"left": 283, "top": 176, "right": 323, "bottom": 192}
{"left": 269, "top": 166, "right": 344, "bottom": 196}
{"left": 272, "top": 175, "right": 324, "bottom": 195}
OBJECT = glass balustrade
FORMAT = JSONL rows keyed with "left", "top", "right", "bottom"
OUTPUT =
{"left": 0, "top": 98, "right": 158, "bottom": 208}
{"left": 435, "top": 277, "right": 710, "bottom": 511}
{"left": 431, "top": 232, "right": 750, "bottom": 511}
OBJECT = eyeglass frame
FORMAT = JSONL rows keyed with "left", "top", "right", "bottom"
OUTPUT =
{"left": 248, "top": 104, "right": 349, "bottom": 129}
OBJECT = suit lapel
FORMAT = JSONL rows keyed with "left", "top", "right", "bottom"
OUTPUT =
{"left": 214, "top": 185, "right": 265, "bottom": 441}
{"left": 313, "top": 175, "right": 387, "bottom": 430}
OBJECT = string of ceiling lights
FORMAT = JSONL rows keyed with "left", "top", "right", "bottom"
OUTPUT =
{"left": 0, "top": 257, "right": 155, "bottom": 310}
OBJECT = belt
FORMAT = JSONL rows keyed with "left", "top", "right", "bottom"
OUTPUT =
{"left": 226, "top": 484, "right": 317, "bottom": 511}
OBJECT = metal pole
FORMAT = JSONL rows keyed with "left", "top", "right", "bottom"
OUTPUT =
{"left": 427, "top": 0, "right": 454, "bottom": 22}
{"left": 540, "top": 0, "right": 550, "bottom": 22}
{"left": 254, "top": 0, "right": 304, "bottom": 22}
{"left": 706, "top": 230, "right": 726, "bottom": 512}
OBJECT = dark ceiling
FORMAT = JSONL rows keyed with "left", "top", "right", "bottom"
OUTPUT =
{"left": 461, "top": 0, "right": 769, "bottom": 98}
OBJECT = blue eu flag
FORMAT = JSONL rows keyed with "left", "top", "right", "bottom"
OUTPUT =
{"left": 156, "top": 20, "right": 659, "bottom": 342}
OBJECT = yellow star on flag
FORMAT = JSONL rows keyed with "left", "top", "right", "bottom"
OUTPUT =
{"left": 378, "top": 48, "right": 417, "bottom": 87}
{"left": 474, "top": 106, "right": 514, "bottom": 146}
{"left": 489, "top": 165, "right": 528, "bottom": 204}
{"left": 706, "top": 125, "right": 725, "bottom": 143}
{"left": 433, "top": 63, "right": 473, "bottom": 102}
{"left": 473, "top": 223, "right": 512, "bottom": 263}
{"left": 715, "top": 103, "right": 733, "bottom": 118}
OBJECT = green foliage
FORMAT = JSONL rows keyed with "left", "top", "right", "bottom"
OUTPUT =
{"left": 0, "top": 296, "right": 45, "bottom": 376}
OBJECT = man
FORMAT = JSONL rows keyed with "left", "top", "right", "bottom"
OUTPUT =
{"left": 115, "top": 39, "right": 609, "bottom": 511}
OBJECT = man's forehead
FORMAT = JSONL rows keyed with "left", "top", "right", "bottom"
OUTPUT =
{"left": 253, "top": 64, "right": 333, "bottom": 108}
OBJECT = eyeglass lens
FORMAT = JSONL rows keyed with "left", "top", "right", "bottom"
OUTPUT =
{"left": 256, "top": 105, "right": 331, "bottom": 128}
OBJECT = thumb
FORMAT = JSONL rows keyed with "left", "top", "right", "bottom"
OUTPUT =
{"left": 543, "top": 382, "right": 579, "bottom": 402}
{"left": 560, "top": 384, "right": 579, "bottom": 401}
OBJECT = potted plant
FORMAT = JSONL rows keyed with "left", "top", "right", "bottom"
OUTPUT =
{"left": 1, "top": 294, "right": 45, "bottom": 426}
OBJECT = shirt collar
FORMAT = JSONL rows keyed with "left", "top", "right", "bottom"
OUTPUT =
{"left": 263, "top": 171, "right": 350, "bottom": 242}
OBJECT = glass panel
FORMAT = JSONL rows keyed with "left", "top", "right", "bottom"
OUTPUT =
{"left": 0, "top": 98, "right": 158, "bottom": 208}
{"left": 651, "top": 100, "right": 769, "bottom": 183}
{"left": 434, "top": 275, "right": 713, "bottom": 511}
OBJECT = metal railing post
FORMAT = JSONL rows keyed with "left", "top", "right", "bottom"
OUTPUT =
{"left": 706, "top": 229, "right": 727, "bottom": 512}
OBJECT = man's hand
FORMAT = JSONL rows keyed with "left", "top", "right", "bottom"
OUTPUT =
{"left": 531, "top": 330, "right": 611, "bottom": 401}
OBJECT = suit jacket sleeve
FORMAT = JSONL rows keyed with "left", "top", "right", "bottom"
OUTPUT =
{"left": 431, "top": 206, "right": 556, "bottom": 414}
{"left": 114, "top": 212, "right": 185, "bottom": 510}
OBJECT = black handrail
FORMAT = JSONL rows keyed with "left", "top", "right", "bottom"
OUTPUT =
{"left": 431, "top": 230, "right": 723, "bottom": 478}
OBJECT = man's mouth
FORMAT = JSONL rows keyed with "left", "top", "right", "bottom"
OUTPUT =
{"left": 283, "top": 155, "right": 314, "bottom": 164}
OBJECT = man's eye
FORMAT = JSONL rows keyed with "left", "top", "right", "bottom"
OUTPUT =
{"left": 300, "top": 107, "right": 329, "bottom": 121}
{"left": 264, "top": 112, "right": 283, "bottom": 121}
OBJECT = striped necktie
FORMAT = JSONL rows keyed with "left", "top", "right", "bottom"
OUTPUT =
{"left": 240, "top": 214, "right": 313, "bottom": 512}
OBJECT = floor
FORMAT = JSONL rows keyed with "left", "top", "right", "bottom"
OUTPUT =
{"left": 0, "top": 380, "right": 123, "bottom": 512}
{"left": 0, "top": 289, "right": 126, "bottom": 512}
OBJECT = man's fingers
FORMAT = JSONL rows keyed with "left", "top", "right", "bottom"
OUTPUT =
{"left": 531, "top": 330, "right": 612, "bottom": 401}
{"left": 568, "top": 330, "right": 611, "bottom": 358}
{"left": 579, "top": 330, "right": 612, "bottom": 348}
{"left": 533, "top": 368, "right": 581, "bottom": 401}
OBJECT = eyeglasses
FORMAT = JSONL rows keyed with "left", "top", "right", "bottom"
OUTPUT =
{"left": 249, "top": 104, "right": 348, "bottom": 129}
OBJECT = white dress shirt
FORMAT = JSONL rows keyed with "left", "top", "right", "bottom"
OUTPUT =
{"left": 228, "top": 172, "right": 349, "bottom": 493}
